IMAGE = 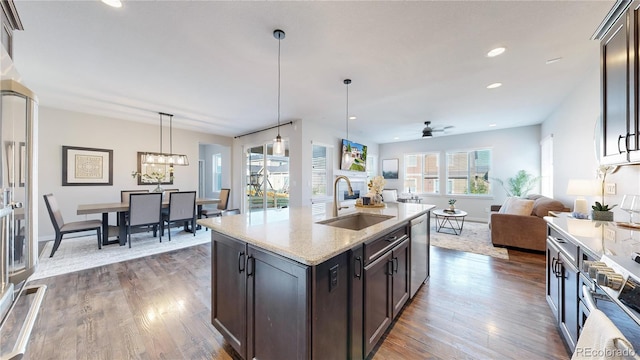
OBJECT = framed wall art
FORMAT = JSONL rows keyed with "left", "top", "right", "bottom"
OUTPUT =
{"left": 62, "top": 146, "right": 113, "bottom": 186}
{"left": 136, "top": 152, "right": 174, "bottom": 185}
{"left": 382, "top": 158, "right": 399, "bottom": 179}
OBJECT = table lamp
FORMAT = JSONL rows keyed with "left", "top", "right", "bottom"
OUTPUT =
{"left": 566, "top": 179, "right": 597, "bottom": 217}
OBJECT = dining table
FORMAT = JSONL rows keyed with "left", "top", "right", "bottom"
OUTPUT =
{"left": 77, "top": 198, "right": 220, "bottom": 246}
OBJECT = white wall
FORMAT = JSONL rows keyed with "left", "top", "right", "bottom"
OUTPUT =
{"left": 38, "top": 106, "right": 232, "bottom": 240}
{"left": 541, "top": 61, "right": 640, "bottom": 219}
{"left": 199, "top": 143, "right": 231, "bottom": 200}
{"left": 379, "top": 125, "right": 541, "bottom": 222}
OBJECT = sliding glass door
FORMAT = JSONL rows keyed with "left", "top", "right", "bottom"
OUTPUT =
{"left": 246, "top": 142, "right": 289, "bottom": 212}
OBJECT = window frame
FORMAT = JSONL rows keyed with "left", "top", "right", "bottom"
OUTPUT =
{"left": 403, "top": 152, "right": 440, "bottom": 194}
{"left": 445, "top": 147, "right": 492, "bottom": 197}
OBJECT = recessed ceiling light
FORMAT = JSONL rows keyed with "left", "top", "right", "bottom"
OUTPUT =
{"left": 101, "top": 0, "right": 122, "bottom": 8}
{"left": 546, "top": 57, "right": 562, "bottom": 65}
{"left": 487, "top": 47, "right": 506, "bottom": 57}
{"left": 486, "top": 82, "right": 502, "bottom": 89}
{"left": 349, "top": 116, "right": 357, "bottom": 120}
{"left": 393, "top": 137, "right": 400, "bottom": 140}
{"left": 489, "top": 123, "right": 497, "bottom": 127}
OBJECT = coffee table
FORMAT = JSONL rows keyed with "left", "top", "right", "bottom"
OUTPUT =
{"left": 433, "top": 209, "right": 468, "bottom": 235}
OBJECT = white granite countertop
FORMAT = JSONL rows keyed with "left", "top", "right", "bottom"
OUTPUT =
{"left": 198, "top": 203, "right": 434, "bottom": 266}
{"left": 545, "top": 215, "right": 640, "bottom": 280}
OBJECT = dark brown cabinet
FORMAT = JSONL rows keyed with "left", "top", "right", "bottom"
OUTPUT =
{"left": 363, "top": 237, "right": 410, "bottom": 357}
{"left": 546, "top": 229, "right": 579, "bottom": 352}
{"left": 597, "top": 1, "right": 640, "bottom": 164}
{"left": 211, "top": 232, "right": 310, "bottom": 360}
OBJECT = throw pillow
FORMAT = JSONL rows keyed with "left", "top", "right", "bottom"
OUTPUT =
{"left": 498, "top": 197, "right": 515, "bottom": 214}
{"left": 381, "top": 189, "right": 397, "bottom": 203}
{"left": 502, "top": 198, "right": 535, "bottom": 216}
{"left": 532, "top": 197, "right": 566, "bottom": 217}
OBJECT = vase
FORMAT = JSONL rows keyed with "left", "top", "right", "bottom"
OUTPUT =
{"left": 373, "top": 193, "right": 382, "bottom": 205}
{"left": 591, "top": 210, "right": 613, "bottom": 221}
{"left": 449, "top": 205, "right": 455, "bottom": 211}
{"left": 153, "top": 183, "right": 164, "bottom": 193}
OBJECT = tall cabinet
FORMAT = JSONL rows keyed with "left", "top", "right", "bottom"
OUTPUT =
{"left": 595, "top": 0, "right": 640, "bottom": 164}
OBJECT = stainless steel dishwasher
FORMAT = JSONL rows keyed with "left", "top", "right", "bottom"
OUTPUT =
{"left": 410, "top": 212, "right": 429, "bottom": 298}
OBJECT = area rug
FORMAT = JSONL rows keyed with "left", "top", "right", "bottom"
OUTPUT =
{"left": 430, "top": 219, "right": 509, "bottom": 260}
{"left": 31, "top": 228, "right": 211, "bottom": 280}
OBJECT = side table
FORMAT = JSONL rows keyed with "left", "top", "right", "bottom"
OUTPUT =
{"left": 432, "top": 209, "right": 468, "bottom": 235}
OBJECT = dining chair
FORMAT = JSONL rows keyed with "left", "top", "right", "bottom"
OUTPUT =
{"left": 200, "top": 188, "right": 230, "bottom": 231}
{"left": 222, "top": 209, "right": 241, "bottom": 216}
{"left": 162, "top": 191, "right": 197, "bottom": 241}
{"left": 119, "top": 189, "right": 149, "bottom": 225}
{"left": 201, "top": 188, "right": 230, "bottom": 218}
{"left": 43, "top": 193, "right": 102, "bottom": 257}
{"left": 126, "top": 192, "right": 163, "bottom": 248}
{"left": 121, "top": 189, "right": 149, "bottom": 203}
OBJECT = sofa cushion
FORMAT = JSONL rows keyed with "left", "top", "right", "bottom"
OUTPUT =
{"left": 501, "top": 197, "right": 535, "bottom": 216}
{"left": 532, "top": 196, "right": 566, "bottom": 217}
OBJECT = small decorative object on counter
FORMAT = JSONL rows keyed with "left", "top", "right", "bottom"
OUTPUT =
{"left": 367, "top": 176, "right": 386, "bottom": 205}
{"left": 591, "top": 201, "right": 615, "bottom": 221}
{"left": 591, "top": 165, "right": 617, "bottom": 221}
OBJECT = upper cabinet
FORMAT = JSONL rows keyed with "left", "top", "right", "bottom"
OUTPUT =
{"left": 596, "top": 0, "right": 640, "bottom": 165}
{"left": 1, "top": 0, "right": 23, "bottom": 60}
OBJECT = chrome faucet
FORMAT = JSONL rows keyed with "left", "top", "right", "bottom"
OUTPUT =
{"left": 333, "top": 175, "right": 354, "bottom": 217}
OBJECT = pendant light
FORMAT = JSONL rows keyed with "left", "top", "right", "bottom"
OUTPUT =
{"left": 272, "top": 29, "right": 286, "bottom": 157}
{"left": 342, "top": 79, "right": 352, "bottom": 166}
{"left": 141, "top": 112, "right": 189, "bottom": 166}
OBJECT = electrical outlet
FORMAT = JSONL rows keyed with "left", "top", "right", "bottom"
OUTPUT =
{"left": 605, "top": 182, "right": 616, "bottom": 195}
{"left": 329, "top": 264, "right": 339, "bottom": 291}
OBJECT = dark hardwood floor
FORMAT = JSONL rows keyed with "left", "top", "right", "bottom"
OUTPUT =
{"left": 1, "top": 245, "right": 569, "bottom": 360}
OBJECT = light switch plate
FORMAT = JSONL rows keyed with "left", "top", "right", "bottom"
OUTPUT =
{"left": 605, "top": 182, "right": 616, "bottom": 195}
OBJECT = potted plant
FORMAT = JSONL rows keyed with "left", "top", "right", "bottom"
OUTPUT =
{"left": 591, "top": 165, "right": 618, "bottom": 221}
{"left": 492, "top": 170, "right": 540, "bottom": 197}
{"left": 448, "top": 199, "right": 456, "bottom": 211}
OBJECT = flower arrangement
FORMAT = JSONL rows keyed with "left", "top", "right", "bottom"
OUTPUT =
{"left": 368, "top": 175, "right": 386, "bottom": 195}
{"left": 448, "top": 199, "right": 456, "bottom": 206}
{"left": 131, "top": 170, "right": 169, "bottom": 184}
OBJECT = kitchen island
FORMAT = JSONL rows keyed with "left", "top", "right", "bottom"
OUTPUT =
{"left": 198, "top": 202, "right": 434, "bottom": 360}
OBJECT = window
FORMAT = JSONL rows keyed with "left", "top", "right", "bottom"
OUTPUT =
{"left": 446, "top": 149, "right": 491, "bottom": 195}
{"left": 311, "top": 144, "right": 333, "bottom": 201}
{"left": 403, "top": 153, "right": 439, "bottom": 194}
{"left": 212, "top": 153, "right": 222, "bottom": 192}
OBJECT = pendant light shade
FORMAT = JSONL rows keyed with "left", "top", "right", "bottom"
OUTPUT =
{"left": 141, "top": 112, "right": 189, "bottom": 166}
{"left": 272, "top": 29, "right": 286, "bottom": 157}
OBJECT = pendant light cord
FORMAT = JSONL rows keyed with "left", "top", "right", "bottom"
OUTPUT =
{"left": 277, "top": 34, "right": 281, "bottom": 136}
{"left": 344, "top": 79, "right": 351, "bottom": 141}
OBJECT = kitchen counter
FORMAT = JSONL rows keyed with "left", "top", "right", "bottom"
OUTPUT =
{"left": 545, "top": 215, "right": 640, "bottom": 283}
{"left": 197, "top": 202, "right": 434, "bottom": 265}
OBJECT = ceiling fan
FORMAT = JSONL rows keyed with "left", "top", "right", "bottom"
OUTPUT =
{"left": 422, "top": 121, "right": 453, "bottom": 137}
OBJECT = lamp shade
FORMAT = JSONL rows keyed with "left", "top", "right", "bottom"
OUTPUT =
{"left": 567, "top": 179, "right": 598, "bottom": 215}
{"left": 566, "top": 179, "right": 598, "bottom": 196}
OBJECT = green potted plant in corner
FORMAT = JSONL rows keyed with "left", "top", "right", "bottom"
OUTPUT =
{"left": 492, "top": 170, "right": 540, "bottom": 197}
{"left": 591, "top": 165, "right": 618, "bottom": 221}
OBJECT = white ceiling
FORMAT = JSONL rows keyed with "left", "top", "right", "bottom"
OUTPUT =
{"left": 12, "top": 0, "right": 614, "bottom": 144}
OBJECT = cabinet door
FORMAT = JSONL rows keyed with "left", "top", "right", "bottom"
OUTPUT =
{"left": 247, "top": 245, "right": 309, "bottom": 360}
{"left": 363, "top": 252, "right": 392, "bottom": 357}
{"left": 546, "top": 238, "right": 561, "bottom": 322}
{"left": 628, "top": 1, "right": 640, "bottom": 161}
{"left": 601, "top": 13, "right": 631, "bottom": 164}
{"left": 559, "top": 252, "right": 579, "bottom": 352}
{"left": 211, "top": 233, "right": 247, "bottom": 358}
{"left": 391, "top": 238, "right": 410, "bottom": 318}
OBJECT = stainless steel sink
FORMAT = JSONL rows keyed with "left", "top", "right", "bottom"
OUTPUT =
{"left": 316, "top": 213, "right": 394, "bottom": 231}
